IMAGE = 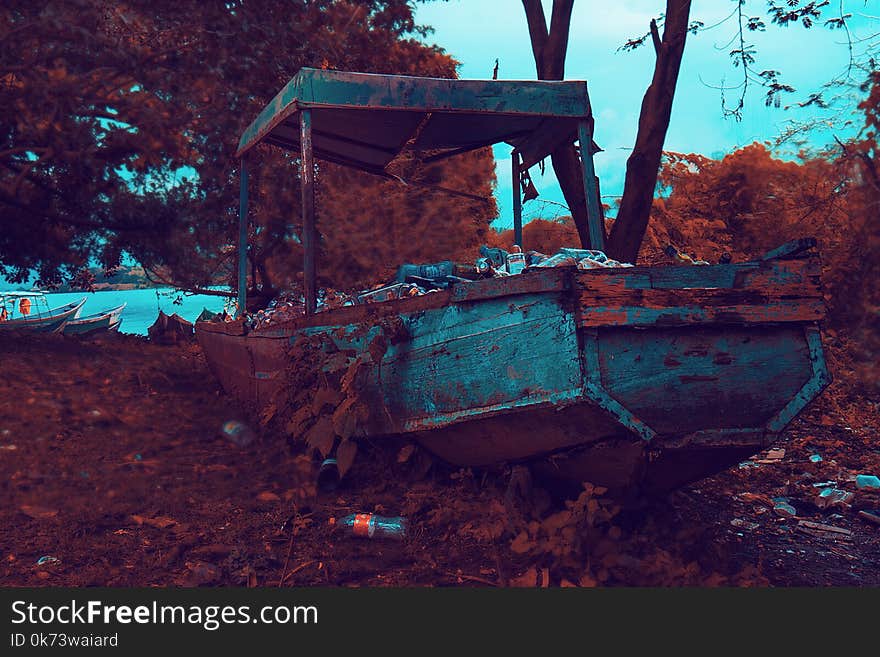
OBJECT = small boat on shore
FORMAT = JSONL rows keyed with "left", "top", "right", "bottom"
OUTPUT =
{"left": 0, "top": 292, "right": 86, "bottom": 333}
{"left": 63, "top": 303, "right": 126, "bottom": 337}
{"left": 196, "top": 69, "right": 830, "bottom": 499}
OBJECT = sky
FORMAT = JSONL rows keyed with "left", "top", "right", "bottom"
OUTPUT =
{"left": 413, "top": 0, "right": 880, "bottom": 229}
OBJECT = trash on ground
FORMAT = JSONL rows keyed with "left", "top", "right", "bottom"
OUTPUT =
{"left": 664, "top": 244, "right": 710, "bottom": 265}
{"left": 730, "top": 518, "right": 759, "bottom": 531}
{"left": 221, "top": 420, "right": 255, "bottom": 447}
{"left": 317, "top": 458, "right": 340, "bottom": 493}
{"left": 815, "top": 487, "right": 854, "bottom": 510}
{"left": 760, "top": 448, "right": 786, "bottom": 463}
{"left": 36, "top": 556, "right": 60, "bottom": 566}
{"left": 0, "top": 443, "right": 16, "bottom": 451}
{"left": 855, "top": 474, "right": 880, "bottom": 490}
{"left": 809, "top": 454, "right": 823, "bottom": 463}
{"left": 333, "top": 513, "right": 407, "bottom": 540}
{"left": 812, "top": 480, "right": 838, "bottom": 488}
{"left": 772, "top": 499, "right": 797, "bottom": 518}
{"left": 796, "top": 520, "right": 853, "bottom": 539}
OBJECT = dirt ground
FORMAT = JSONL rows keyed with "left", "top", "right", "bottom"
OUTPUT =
{"left": 1, "top": 332, "right": 878, "bottom": 587}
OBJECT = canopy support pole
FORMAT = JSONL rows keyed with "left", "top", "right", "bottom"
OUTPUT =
{"left": 578, "top": 120, "right": 605, "bottom": 252}
{"left": 301, "top": 108, "right": 317, "bottom": 315}
{"left": 512, "top": 149, "right": 522, "bottom": 248}
{"left": 236, "top": 157, "right": 248, "bottom": 318}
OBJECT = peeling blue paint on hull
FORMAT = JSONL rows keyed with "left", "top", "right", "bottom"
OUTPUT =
{"left": 195, "top": 258, "right": 830, "bottom": 495}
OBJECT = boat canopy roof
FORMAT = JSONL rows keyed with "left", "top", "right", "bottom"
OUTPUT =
{"left": 236, "top": 68, "right": 595, "bottom": 171}
{"left": 1, "top": 291, "right": 45, "bottom": 298}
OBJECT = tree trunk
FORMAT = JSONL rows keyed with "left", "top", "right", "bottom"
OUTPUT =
{"left": 522, "top": 0, "right": 599, "bottom": 249}
{"left": 606, "top": 0, "right": 692, "bottom": 263}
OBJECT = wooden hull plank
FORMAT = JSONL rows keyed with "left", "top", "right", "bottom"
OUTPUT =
{"left": 596, "top": 325, "right": 813, "bottom": 435}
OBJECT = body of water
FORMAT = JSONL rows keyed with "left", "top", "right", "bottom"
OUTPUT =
{"left": 41, "top": 288, "right": 230, "bottom": 336}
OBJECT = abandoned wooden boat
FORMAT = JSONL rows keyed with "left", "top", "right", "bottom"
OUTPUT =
{"left": 196, "top": 69, "right": 830, "bottom": 497}
{"left": 62, "top": 303, "right": 126, "bottom": 336}
{"left": 0, "top": 292, "right": 86, "bottom": 334}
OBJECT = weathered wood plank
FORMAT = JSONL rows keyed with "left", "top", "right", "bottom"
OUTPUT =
{"left": 449, "top": 267, "right": 569, "bottom": 302}
{"left": 377, "top": 293, "right": 583, "bottom": 431}
{"left": 597, "top": 325, "right": 812, "bottom": 435}
{"left": 217, "top": 268, "right": 568, "bottom": 334}
{"left": 577, "top": 258, "right": 824, "bottom": 327}
{"left": 579, "top": 300, "right": 824, "bottom": 327}
{"left": 577, "top": 257, "right": 821, "bottom": 290}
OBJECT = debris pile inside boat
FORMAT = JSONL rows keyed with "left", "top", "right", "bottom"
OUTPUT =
{"left": 246, "top": 244, "right": 633, "bottom": 330}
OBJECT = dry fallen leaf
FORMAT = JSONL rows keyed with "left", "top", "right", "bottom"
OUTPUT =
{"left": 336, "top": 439, "right": 358, "bottom": 478}
{"left": 144, "top": 516, "right": 177, "bottom": 529}
{"left": 256, "top": 491, "right": 280, "bottom": 503}
{"left": 509, "top": 566, "right": 540, "bottom": 587}
{"left": 131, "top": 515, "right": 177, "bottom": 529}
{"left": 397, "top": 443, "right": 416, "bottom": 463}
{"left": 242, "top": 565, "right": 258, "bottom": 588}
{"left": 20, "top": 505, "right": 58, "bottom": 520}
{"left": 184, "top": 561, "right": 222, "bottom": 586}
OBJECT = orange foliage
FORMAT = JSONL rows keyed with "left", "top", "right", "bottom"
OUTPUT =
{"left": 487, "top": 216, "right": 581, "bottom": 255}
{"left": 260, "top": 147, "right": 497, "bottom": 292}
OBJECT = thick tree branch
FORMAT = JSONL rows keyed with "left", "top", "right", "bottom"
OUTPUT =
{"left": 142, "top": 267, "right": 235, "bottom": 297}
{"left": 522, "top": 0, "right": 549, "bottom": 76}
{"left": 544, "top": 0, "right": 574, "bottom": 79}
{"left": 522, "top": 0, "right": 601, "bottom": 248}
{"left": 607, "top": 0, "right": 692, "bottom": 263}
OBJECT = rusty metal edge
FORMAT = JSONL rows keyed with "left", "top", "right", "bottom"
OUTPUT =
{"left": 580, "top": 328, "right": 657, "bottom": 442}
{"left": 766, "top": 323, "right": 832, "bottom": 433}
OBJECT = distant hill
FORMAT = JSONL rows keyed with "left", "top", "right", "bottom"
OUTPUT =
{"left": 56, "top": 266, "right": 158, "bottom": 292}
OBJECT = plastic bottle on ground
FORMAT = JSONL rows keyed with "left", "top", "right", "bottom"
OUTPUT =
{"left": 335, "top": 513, "right": 407, "bottom": 540}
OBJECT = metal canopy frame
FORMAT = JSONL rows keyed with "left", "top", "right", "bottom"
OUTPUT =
{"left": 235, "top": 68, "right": 604, "bottom": 317}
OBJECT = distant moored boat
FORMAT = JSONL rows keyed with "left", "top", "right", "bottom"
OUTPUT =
{"left": 62, "top": 303, "right": 127, "bottom": 337}
{"left": 0, "top": 292, "right": 85, "bottom": 333}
